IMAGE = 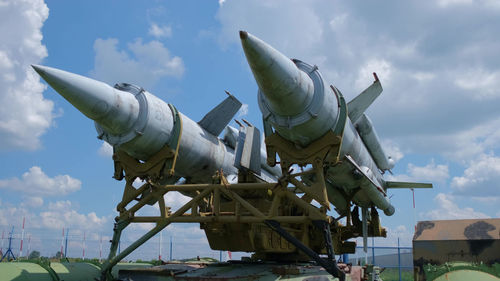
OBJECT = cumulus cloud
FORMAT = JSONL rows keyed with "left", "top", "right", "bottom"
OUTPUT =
{"left": 0, "top": 0, "right": 56, "bottom": 150}
{"left": 389, "top": 160, "right": 449, "bottom": 185}
{"left": 436, "top": 0, "right": 500, "bottom": 8}
{"left": 39, "top": 200, "right": 107, "bottom": 230}
{"left": 216, "top": 0, "right": 324, "bottom": 55}
{"left": 451, "top": 154, "right": 500, "bottom": 196}
{"left": 98, "top": 142, "right": 113, "bottom": 157}
{"left": 353, "top": 224, "right": 414, "bottom": 247}
{"left": 0, "top": 200, "right": 108, "bottom": 233}
{"left": 148, "top": 23, "right": 172, "bottom": 38}
{"left": 164, "top": 192, "right": 191, "bottom": 211}
{"left": 0, "top": 166, "right": 81, "bottom": 196}
{"left": 238, "top": 103, "right": 249, "bottom": 117}
{"left": 454, "top": 69, "right": 500, "bottom": 100}
{"left": 91, "top": 38, "right": 184, "bottom": 89}
{"left": 354, "top": 59, "right": 392, "bottom": 92}
{"left": 23, "top": 196, "right": 44, "bottom": 208}
{"left": 422, "top": 193, "right": 489, "bottom": 220}
{"left": 381, "top": 140, "right": 404, "bottom": 163}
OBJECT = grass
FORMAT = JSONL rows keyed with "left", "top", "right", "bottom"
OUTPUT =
{"left": 380, "top": 268, "right": 414, "bottom": 281}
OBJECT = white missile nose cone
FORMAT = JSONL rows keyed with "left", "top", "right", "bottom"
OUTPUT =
{"left": 32, "top": 65, "right": 59, "bottom": 88}
{"left": 32, "top": 64, "right": 140, "bottom": 135}
{"left": 240, "top": 31, "right": 314, "bottom": 116}
{"left": 32, "top": 64, "right": 113, "bottom": 120}
{"left": 31, "top": 64, "right": 44, "bottom": 75}
{"left": 239, "top": 30, "right": 248, "bottom": 40}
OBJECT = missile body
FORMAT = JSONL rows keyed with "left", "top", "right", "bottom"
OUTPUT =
{"left": 32, "top": 65, "right": 279, "bottom": 184}
{"left": 240, "top": 31, "right": 395, "bottom": 216}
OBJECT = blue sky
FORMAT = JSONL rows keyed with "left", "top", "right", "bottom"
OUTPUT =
{"left": 1, "top": 0, "right": 500, "bottom": 260}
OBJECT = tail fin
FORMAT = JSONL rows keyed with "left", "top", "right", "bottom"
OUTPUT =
{"left": 385, "top": 181, "right": 433, "bottom": 189}
{"left": 347, "top": 73, "right": 382, "bottom": 123}
{"left": 198, "top": 91, "right": 242, "bottom": 136}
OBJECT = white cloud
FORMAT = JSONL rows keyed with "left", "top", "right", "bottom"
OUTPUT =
{"left": 98, "top": 142, "right": 113, "bottom": 157}
{"left": 148, "top": 23, "right": 172, "bottom": 38}
{"left": 216, "top": 0, "right": 324, "bottom": 55}
{"left": 23, "top": 196, "right": 44, "bottom": 208}
{"left": 238, "top": 103, "right": 249, "bottom": 117}
{"left": 422, "top": 193, "right": 489, "bottom": 220}
{"left": 408, "top": 161, "right": 449, "bottom": 184}
{"left": 164, "top": 192, "right": 191, "bottom": 211}
{"left": 381, "top": 140, "right": 404, "bottom": 163}
{"left": 329, "top": 13, "right": 348, "bottom": 30}
{"left": 436, "top": 0, "right": 500, "bottom": 8}
{"left": 0, "top": 0, "right": 56, "bottom": 150}
{"left": 0, "top": 166, "right": 81, "bottom": 196}
{"left": 454, "top": 69, "right": 500, "bottom": 100}
{"left": 451, "top": 154, "right": 500, "bottom": 196}
{"left": 352, "top": 224, "right": 414, "bottom": 247}
{"left": 412, "top": 72, "right": 435, "bottom": 82}
{"left": 39, "top": 200, "right": 107, "bottom": 230}
{"left": 354, "top": 59, "right": 392, "bottom": 92}
{"left": 389, "top": 160, "right": 449, "bottom": 185}
{"left": 437, "top": 0, "right": 474, "bottom": 7}
{"left": 0, "top": 200, "right": 108, "bottom": 232}
{"left": 91, "top": 38, "right": 184, "bottom": 89}
{"left": 404, "top": 118, "right": 500, "bottom": 163}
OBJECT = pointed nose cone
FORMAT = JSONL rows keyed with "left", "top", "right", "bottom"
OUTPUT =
{"left": 32, "top": 64, "right": 139, "bottom": 135}
{"left": 240, "top": 31, "right": 314, "bottom": 116}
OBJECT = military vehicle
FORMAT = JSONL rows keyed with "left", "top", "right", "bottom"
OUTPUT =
{"left": 413, "top": 219, "right": 500, "bottom": 281}
{"left": 30, "top": 31, "right": 432, "bottom": 280}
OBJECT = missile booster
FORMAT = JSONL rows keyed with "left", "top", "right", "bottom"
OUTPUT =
{"left": 32, "top": 65, "right": 280, "bottom": 185}
{"left": 240, "top": 31, "right": 430, "bottom": 217}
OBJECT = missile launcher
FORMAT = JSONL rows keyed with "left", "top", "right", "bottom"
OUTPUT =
{"left": 33, "top": 31, "right": 432, "bottom": 281}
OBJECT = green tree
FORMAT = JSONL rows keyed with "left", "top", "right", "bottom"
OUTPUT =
{"left": 28, "top": 250, "right": 40, "bottom": 259}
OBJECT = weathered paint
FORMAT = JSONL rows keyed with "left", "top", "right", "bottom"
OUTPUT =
{"left": 117, "top": 262, "right": 381, "bottom": 281}
{"left": 413, "top": 219, "right": 500, "bottom": 281}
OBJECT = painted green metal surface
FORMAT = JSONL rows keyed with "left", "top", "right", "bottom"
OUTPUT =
{"left": 0, "top": 262, "right": 53, "bottom": 281}
{"left": 434, "top": 270, "right": 500, "bottom": 281}
{"left": 0, "top": 262, "right": 153, "bottom": 281}
{"left": 424, "top": 262, "right": 500, "bottom": 281}
{"left": 50, "top": 262, "right": 101, "bottom": 281}
{"left": 111, "top": 262, "right": 154, "bottom": 279}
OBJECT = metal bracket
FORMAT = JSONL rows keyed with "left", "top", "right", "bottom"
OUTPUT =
{"left": 111, "top": 103, "right": 182, "bottom": 183}
{"left": 265, "top": 220, "right": 345, "bottom": 281}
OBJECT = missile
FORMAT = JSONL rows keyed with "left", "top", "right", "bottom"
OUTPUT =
{"left": 32, "top": 64, "right": 280, "bottom": 185}
{"left": 241, "top": 31, "right": 431, "bottom": 217}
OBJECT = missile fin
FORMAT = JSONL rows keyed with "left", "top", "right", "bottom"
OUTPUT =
{"left": 385, "top": 181, "right": 433, "bottom": 189}
{"left": 347, "top": 74, "right": 383, "bottom": 123}
{"left": 362, "top": 207, "right": 368, "bottom": 253}
{"left": 198, "top": 92, "right": 242, "bottom": 136}
{"left": 234, "top": 126, "right": 262, "bottom": 175}
{"left": 345, "top": 155, "right": 386, "bottom": 196}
